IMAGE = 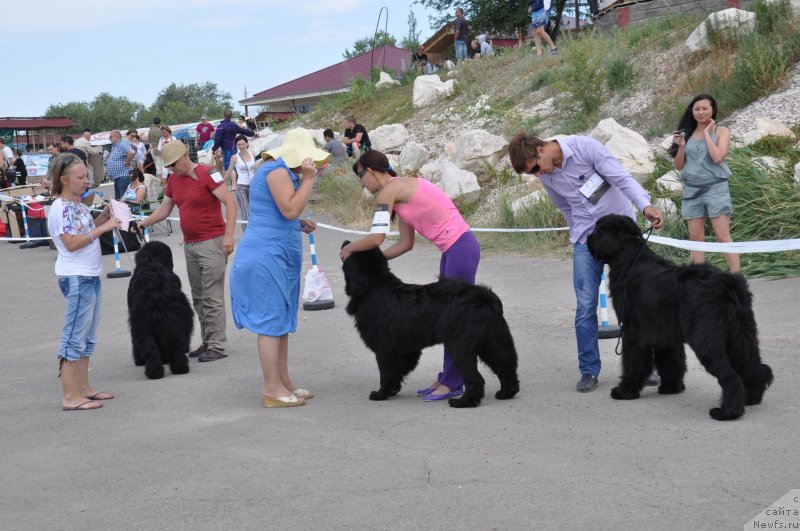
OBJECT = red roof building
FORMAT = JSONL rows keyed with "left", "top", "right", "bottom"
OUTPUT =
{"left": 240, "top": 46, "right": 412, "bottom": 119}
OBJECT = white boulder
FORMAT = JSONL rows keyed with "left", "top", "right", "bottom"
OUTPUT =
{"left": 656, "top": 170, "right": 683, "bottom": 192}
{"left": 685, "top": 8, "right": 756, "bottom": 53}
{"left": 413, "top": 75, "right": 457, "bottom": 107}
{"left": 419, "top": 155, "right": 481, "bottom": 203}
{"left": 448, "top": 129, "right": 508, "bottom": 173}
{"left": 742, "top": 117, "right": 797, "bottom": 145}
{"left": 752, "top": 156, "right": 787, "bottom": 173}
{"left": 654, "top": 197, "right": 679, "bottom": 222}
{"left": 794, "top": 161, "right": 800, "bottom": 186}
{"left": 511, "top": 190, "right": 548, "bottom": 217}
{"left": 398, "top": 142, "right": 430, "bottom": 171}
{"left": 370, "top": 124, "right": 409, "bottom": 152}
{"left": 589, "top": 118, "right": 656, "bottom": 184}
{"left": 375, "top": 71, "right": 400, "bottom": 89}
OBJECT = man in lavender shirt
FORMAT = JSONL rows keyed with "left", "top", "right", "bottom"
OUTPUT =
{"left": 509, "top": 133, "right": 664, "bottom": 393}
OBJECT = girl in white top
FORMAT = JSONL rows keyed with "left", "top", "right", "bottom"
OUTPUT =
{"left": 47, "top": 153, "right": 121, "bottom": 411}
{"left": 225, "top": 134, "right": 257, "bottom": 230}
{"left": 157, "top": 126, "right": 177, "bottom": 184}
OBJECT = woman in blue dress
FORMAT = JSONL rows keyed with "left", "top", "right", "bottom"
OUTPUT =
{"left": 230, "top": 129, "right": 331, "bottom": 408}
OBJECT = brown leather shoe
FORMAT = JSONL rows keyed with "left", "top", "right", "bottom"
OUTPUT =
{"left": 188, "top": 342, "right": 208, "bottom": 358}
{"left": 198, "top": 350, "right": 227, "bottom": 362}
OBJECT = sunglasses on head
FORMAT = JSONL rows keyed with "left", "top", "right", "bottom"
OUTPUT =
{"left": 62, "top": 155, "right": 78, "bottom": 169}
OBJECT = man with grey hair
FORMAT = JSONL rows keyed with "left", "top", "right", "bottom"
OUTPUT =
{"left": 107, "top": 130, "right": 136, "bottom": 199}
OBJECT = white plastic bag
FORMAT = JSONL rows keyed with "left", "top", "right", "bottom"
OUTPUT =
{"left": 302, "top": 266, "right": 333, "bottom": 302}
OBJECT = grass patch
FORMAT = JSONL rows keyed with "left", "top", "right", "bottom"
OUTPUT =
{"left": 313, "top": 164, "right": 374, "bottom": 229}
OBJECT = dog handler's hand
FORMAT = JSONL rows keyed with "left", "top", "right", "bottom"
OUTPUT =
{"left": 300, "top": 219, "right": 316, "bottom": 234}
{"left": 222, "top": 234, "right": 234, "bottom": 256}
{"left": 643, "top": 205, "right": 664, "bottom": 230}
{"left": 339, "top": 245, "right": 352, "bottom": 262}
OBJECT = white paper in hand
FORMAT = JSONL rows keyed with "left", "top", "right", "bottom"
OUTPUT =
{"left": 109, "top": 199, "right": 131, "bottom": 231}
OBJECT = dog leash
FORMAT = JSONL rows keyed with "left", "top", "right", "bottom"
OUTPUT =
{"left": 614, "top": 225, "right": 655, "bottom": 356}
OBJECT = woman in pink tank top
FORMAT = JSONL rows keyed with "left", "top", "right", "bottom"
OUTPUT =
{"left": 340, "top": 150, "right": 481, "bottom": 401}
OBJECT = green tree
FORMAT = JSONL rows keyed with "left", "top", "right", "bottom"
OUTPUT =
{"left": 147, "top": 82, "right": 233, "bottom": 125}
{"left": 343, "top": 30, "right": 398, "bottom": 59}
{"left": 414, "top": 0, "right": 531, "bottom": 37}
{"left": 45, "top": 93, "right": 146, "bottom": 132}
{"left": 400, "top": 10, "right": 422, "bottom": 52}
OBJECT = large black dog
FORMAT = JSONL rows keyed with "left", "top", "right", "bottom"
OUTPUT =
{"left": 341, "top": 242, "right": 520, "bottom": 407}
{"left": 127, "top": 241, "right": 194, "bottom": 379}
{"left": 587, "top": 214, "right": 773, "bottom": 420}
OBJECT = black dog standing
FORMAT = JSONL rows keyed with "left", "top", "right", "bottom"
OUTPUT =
{"left": 128, "top": 241, "right": 194, "bottom": 379}
{"left": 341, "top": 242, "right": 520, "bottom": 408}
{"left": 587, "top": 214, "right": 773, "bottom": 420}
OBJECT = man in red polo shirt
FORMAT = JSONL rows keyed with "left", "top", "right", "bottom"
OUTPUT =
{"left": 137, "top": 140, "right": 237, "bottom": 362}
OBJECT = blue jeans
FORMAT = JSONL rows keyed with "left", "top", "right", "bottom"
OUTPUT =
{"left": 573, "top": 243, "right": 603, "bottom": 377}
{"left": 114, "top": 177, "right": 128, "bottom": 200}
{"left": 57, "top": 276, "right": 102, "bottom": 361}
{"left": 455, "top": 40, "right": 467, "bottom": 62}
{"left": 222, "top": 148, "right": 234, "bottom": 171}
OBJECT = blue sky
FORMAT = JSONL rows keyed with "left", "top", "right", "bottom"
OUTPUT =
{"left": 4, "top": 0, "right": 441, "bottom": 117}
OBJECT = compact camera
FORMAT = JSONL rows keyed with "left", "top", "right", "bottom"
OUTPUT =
{"left": 676, "top": 129, "right": 687, "bottom": 138}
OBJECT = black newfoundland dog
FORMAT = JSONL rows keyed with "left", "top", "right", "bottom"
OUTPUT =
{"left": 127, "top": 241, "right": 194, "bottom": 379}
{"left": 587, "top": 214, "right": 772, "bottom": 420}
{"left": 341, "top": 241, "right": 520, "bottom": 408}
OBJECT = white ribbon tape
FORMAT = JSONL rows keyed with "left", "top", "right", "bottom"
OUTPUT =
{"left": 647, "top": 235, "right": 800, "bottom": 254}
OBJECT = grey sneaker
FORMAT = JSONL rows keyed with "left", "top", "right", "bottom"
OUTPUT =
{"left": 645, "top": 372, "right": 661, "bottom": 386}
{"left": 198, "top": 350, "right": 227, "bottom": 362}
{"left": 577, "top": 374, "right": 598, "bottom": 393}
{"left": 188, "top": 342, "right": 208, "bottom": 358}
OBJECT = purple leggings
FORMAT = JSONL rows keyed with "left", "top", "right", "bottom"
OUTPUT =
{"left": 436, "top": 231, "right": 480, "bottom": 390}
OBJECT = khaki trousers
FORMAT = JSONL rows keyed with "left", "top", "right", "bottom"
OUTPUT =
{"left": 184, "top": 236, "right": 228, "bottom": 354}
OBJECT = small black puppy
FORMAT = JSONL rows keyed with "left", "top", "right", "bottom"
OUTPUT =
{"left": 128, "top": 241, "right": 194, "bottom": 379}
{"left": 341, "top": 241, "right": 520, "bottom": 408}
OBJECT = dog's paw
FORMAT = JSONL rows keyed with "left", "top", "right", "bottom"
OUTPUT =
{"left": 170, "top": 360, "right": 190, "bottom": 375}
{"left": 448, "top": 396, "right": 480, "bottom": 408}
{"left": 610, "top": 386, "right": 640, "bottom": 400}
{"left": 145, "top": 365, "right": 165, "bottom": 380}
{"left": 369, "top": 391, "right": 388, "bottom": 401}
{"left": 709, "top": 406, "right": 744, "bottom": 421}
{"left": 657, "top": 382, "right": 685, "bottom": 395}
{"left": 495, "top": 388, "right": 518, "bottom": 400}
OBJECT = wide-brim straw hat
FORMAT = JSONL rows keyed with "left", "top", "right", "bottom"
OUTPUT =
{"left": 263, "top": 128, "right": 331, "bottom": 168}
{"left": 161, "top": 140, "right": 187, "bottom": 166}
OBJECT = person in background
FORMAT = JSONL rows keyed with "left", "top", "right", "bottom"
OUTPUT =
{"left": 74, "top": 128, "right": 101, "bottom": 184}
{"left": 529, "top": 0, "right": 557, "bottom": 56}
{"left": 412, "top": 45, "right": 432, "bottom": 74}
{"left": 508, "top": 132, "right": 663, "bottom": 393}
{"left": 229, "top": 128, "right": 330, "bottom": 408}
{"left": 136, "top": 140, "right": 237, "bottom": 364}
{"left": 106, "top": 131, "right": 136, "bottom": 199}
{"left": 341, "top": 116, "right": 372, "bottom": 157}
{"left": 196, "top": 116, "right": 215, "bottom": 151}
{"left": 669, "top": 94, "right": 739, "bottom": 273}
{"left": 148, "top": 117, "right": 163, "bottom": 175}
{"left": 59, "top": 136, "right": 87, "bottom": 165}
{"left": 157, "top": 126, "right": 177, "bottom": 186}
{"left": 471, "top": 34, "right": 495, "bottom": 58}
{"left": 131, "top": 134, "right": 146, "bottom": 173}
{"left": 213, "top": 109, "right": 256, "bottom": 171}
{"left": 453, "top": 7, "right": 469, "bottom": 62}
{"left": 42, "top": 142, "right": 59, "bottom": 189}
{"left": 340, "top": 149, "right": 480, "bottom": 402}
{"left": 48, "top": 153, "right": 121, "bottom": 411}
{"left": 323, "top": 129, "right": 347, "bottom": 163}
{"left": 224, "top": 134, "right": 257, "bottom": 231}
{"left": 13, "top": 149, "right": 27, "bottom": 186}
{"left": 122, "top": 168, "right": 147, "bottom": 209}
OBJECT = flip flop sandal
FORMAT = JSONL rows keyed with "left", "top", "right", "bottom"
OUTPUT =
{"left": 63, "top": 400, "right": 103, "bottom": 411}
{"left": 85, "top": 392, "right": 114, "bottom": 400}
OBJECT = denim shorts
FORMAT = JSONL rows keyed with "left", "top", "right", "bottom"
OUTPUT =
{"left": 681, "top": 180, "right": 733, "bottom": 219}
{"left": 57, "top": 276, "right": 102, "bottom": 361}
{"left": 531, "top": 10, "right": 548, "bottom": 29}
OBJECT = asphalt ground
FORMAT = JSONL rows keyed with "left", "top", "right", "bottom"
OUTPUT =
{"left": 1, "top": 220, "right": 798, "bottom": 530}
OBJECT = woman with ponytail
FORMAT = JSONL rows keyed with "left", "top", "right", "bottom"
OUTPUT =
{"left": 340, "top": 149, "right": 480, "bottom": 402}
